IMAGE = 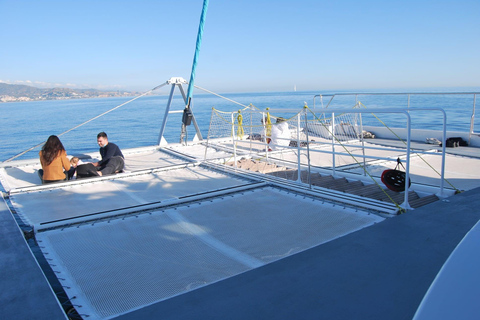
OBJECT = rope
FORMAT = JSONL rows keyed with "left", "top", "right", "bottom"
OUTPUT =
{"left": 237, "top": 111, "right": 244, "bottom": 140}
{"left": 194, "top": 85, "right": 250, "bottom": 109}
{"left": 211, "top": 108, "right": 236, "bottom": 125}
{"left": 3, "top": 84, "right": 166, "bottom": 163}
{"left": 358, "top": 102, "right": 461, "bottom": 193}
{"left": 185, "top": 0, "right": 209, "bottom": 103}
{"left": 266, "top": 110, "right": 272, "bottom": 137}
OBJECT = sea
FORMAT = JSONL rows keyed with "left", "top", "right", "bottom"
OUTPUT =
{"left": 1, "top": 89, "right": 478, "bottom": 162}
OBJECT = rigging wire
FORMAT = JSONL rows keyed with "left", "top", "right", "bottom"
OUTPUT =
{"left": 194, "top": 85, "right": 250, "bottom": 108}
{"left": 3, "top": 83, "right": 167, "bottom": 163}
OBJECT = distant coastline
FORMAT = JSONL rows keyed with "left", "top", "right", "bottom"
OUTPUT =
{"left": 0, "top": 83, "right": 140, "bottom": 103}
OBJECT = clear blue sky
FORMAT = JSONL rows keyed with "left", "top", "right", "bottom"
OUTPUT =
{"left": 1, "top": 0, "right": 479, "bottom": 93}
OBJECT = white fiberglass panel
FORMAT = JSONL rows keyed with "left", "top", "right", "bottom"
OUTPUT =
{"left": 122, "top": 149, "right": 187, "bottom": 172}
{"left": 413, "top": 220, "right": 480, "bottom": 320}
{"left": 37, "top": 186, "right": 383, "bottom": 319}
{"left": 10, "top": 166, "right": 248, "bottom": 228}
{"left": 167, "top": 143, "right": 234, "bottom": 160}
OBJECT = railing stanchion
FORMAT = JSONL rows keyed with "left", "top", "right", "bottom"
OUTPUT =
{"left": 232, "top": 113, "right": 237, "bottom": 169}
{"left": 296, "top": 113, "right": 302, "bottom": 183}
{"left": 331, "top": 112, "right": 336, "bottom": 177}
{"left": 402, "top": 111, "right": 413, "bottom": 210}
{"left": 303, "top": 108, "right": 312, "bottom": 189}
{"left": 469, "top": 93, "right": 476, "bottom": 145}
{"left": 438, "top": 109, "right": 447, "bottom": 198}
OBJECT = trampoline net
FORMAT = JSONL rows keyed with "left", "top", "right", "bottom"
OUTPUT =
{"left": 10, "top": 165, "right": 249, "bottom": 228}
{"left": 37, "top": 186, "right": 383, "bottom": 319}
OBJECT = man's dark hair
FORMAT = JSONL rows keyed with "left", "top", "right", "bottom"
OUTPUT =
{"left": 97, "top": 132, "right": 108, "bottom": 139}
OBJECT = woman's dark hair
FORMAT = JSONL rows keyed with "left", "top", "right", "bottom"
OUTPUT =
{"left": 41, "top": 135, "right": 65, "bottom": 165}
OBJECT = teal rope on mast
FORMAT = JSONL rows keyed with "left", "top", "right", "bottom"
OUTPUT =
{"left": 180, "top": 0, "right": 209, "bottom": 143}
{"left": 186, "top": 0, "right": 209, "bottom": 107}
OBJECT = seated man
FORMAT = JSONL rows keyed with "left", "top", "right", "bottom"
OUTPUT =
{"left": 93, "top": 132, "right": 124, "bottom": 176}
{"left": 77, "top": 132, "right": 125, "bottom": 178}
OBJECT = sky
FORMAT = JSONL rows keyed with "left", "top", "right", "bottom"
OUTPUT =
{"left": 1, "top": 0, "right": 479, "bottom": 93}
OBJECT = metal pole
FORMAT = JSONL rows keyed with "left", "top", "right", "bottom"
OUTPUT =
{"left": 331, "top": 112, "right": 336, "bottom": 177}
{"left": 402, "top": 111, "right": 412, "bottom": 210}
{"left": 439, "top": 108, "right": 447, "bottom": 197}
{"left": 232, "top": 112, "right": 237, "bottom": 169}
{"left": 158, "top": 83, "right": 176, "bottom": 145}
{"left": 296, "top": 113, "right": 302, "bottom": 183}
{"left": 303, "top": 108, "right": 312, "bottom": 189}
{"left": 178, "top": 84, "right": 203, "bottom": 141}
{"left": 358, "top": 106, "right": 366, "bottom": 176}
{"left": 469, "top": 93, "right": 476, "bottom": 144}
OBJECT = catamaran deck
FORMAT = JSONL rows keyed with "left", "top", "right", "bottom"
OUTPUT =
{"left": 2, "top": 164, "right": 480, "bottom": 319}
{"left": 2, "top": 140, "right": 480, "bottom": 227}
{"left": 1, "top": 144, "right": 388, "bottom": 319}
{"left": 1, "top": 139, "right": 480, "bottom": 319}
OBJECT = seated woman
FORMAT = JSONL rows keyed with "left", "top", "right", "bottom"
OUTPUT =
{"left": 39, "top": 135, "right": 75, "bottom": 184}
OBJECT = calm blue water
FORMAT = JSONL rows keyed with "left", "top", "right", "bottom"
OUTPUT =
{"left": 0, "top": 90, "right": 478, "bottom": 161}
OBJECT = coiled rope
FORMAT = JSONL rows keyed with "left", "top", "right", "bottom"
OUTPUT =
{"left": 265, "top": 109, "right": 272, "bottom": 137}
{"left": 237, "top": 111, "right": 244, "bottom": 140}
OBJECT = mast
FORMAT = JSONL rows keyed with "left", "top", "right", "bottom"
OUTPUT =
{"left": 180, "top": 0, "right": 209, "bottom": 144}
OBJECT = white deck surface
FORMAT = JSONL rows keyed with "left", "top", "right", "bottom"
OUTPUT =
{"left": 0, "top": 148, "right": 189, "bottom": 192}
{"left": 10, "top": 165, "right": 250, "bottom": 229}
{"left": 166, "top": 143, "right": 237, "bottom": 160}
{"left": 4, "top": 142, "right": 480, "bottom": 231}
{"left": 36, "top": 186, "right": 384, "bottom": 319}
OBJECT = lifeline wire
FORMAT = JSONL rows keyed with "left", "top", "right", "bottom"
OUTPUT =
{"left": 3, "top": 83, "right": 166, "bottom": 163}
{"left": 194, "top": 85, "right": 250, "bottom": 109}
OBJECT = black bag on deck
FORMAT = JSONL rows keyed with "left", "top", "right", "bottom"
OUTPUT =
{"left": 76, "top": 163, "right": 99, "bottom": 178}
{"left": 445, "top": 137, "right": 468, "bottom": 147}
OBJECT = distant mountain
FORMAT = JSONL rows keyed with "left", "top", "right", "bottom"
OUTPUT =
{"left": 0, "top": 83, "right": 44, "bottom": 96}
{"left": 0, "top": 83, "right": 139, "bottom": 102}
